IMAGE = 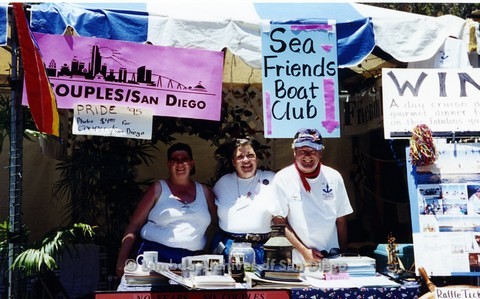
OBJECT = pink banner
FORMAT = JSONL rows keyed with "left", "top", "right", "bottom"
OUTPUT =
{"left": 27, "top": 33, "right": 224, "bottom": 121}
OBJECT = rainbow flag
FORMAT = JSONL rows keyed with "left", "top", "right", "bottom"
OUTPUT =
{"left": 13, "top": 3, "right": 59, "bottom": 137}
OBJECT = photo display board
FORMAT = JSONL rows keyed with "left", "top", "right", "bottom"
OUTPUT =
{"left": 407, "top": 142, "right": 480, "bottom": 276}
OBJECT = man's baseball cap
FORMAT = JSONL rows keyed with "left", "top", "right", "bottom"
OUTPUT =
{"left": 293, "top": 128, "right": 324, "bottom": 151}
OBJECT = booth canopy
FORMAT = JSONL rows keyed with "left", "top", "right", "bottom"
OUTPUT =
{"left": 26, "top": 2, "right": 472, "bottom": 64}
{"left": 0, "top": 2, "right": 476, "bottom": 90}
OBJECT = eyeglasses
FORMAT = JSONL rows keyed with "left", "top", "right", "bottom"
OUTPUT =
{"left": 169, "top": 158, "right": 192, "bottom": 165}
{"left": 235, "top": 154, "right": 256, "bottom": 161}
{"left": 295, "top": 149, "right": 320, "bottom": 156}
{"left": 320, "top": 248, "right": 341, "bottom": 259}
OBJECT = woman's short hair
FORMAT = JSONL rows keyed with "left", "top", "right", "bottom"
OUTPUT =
{"left": 167, "top": 143, "right": 193, "bottom": 160}
{"left": 231, "top": 137, "right": 254, "bottom": 159}
{"left": 167, "top": 143, "right": 195, "bottom": 175}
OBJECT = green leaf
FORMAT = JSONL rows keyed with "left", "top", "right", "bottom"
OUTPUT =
{"left": 11, "top": 223, "right": 95, "bottom": 276}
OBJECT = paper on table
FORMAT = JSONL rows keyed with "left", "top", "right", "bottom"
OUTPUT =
{"left": 305, "top": 275, "right": 401, "bottom": 289}
{"left": 245, "top": 272, "right": 310, "bottom": 288}
{"left": 191, "top": 275, "right": 237, "bottom": 288}
{"left": 154, "top": 269, "right": 194, "bottom": 288}
{"left": 328, "top": 256, "right": 376, "bottom": 266}
{"left": 153, "top": 269, "right": 243, "bottom": 289}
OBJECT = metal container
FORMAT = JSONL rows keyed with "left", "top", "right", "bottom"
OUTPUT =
{"left": 263, "top": 218, "right": 293, "bottom": 266}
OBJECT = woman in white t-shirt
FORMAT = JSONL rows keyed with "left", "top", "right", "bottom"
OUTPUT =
{"left": 212, "top": 138, "right": 277, "bottom": 264}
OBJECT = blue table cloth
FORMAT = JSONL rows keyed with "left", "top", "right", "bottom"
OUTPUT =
{"left": 291, "top": 285, "right": 419, "bottom": 299}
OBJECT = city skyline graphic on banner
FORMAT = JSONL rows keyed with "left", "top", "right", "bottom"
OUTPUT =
{"left": 45, "top": 44, "right": 209, "bottom": 93}
{"left": 30, "top": 32, "right": 224, "bottom": 121}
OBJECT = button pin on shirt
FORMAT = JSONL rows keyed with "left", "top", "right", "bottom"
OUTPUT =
{"left": 291, "top": 194, "right": 301, "bottom": 201}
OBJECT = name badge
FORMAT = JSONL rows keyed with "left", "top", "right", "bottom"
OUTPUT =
{"left": 290, "top": 193, "right": 302, "bottom": 202}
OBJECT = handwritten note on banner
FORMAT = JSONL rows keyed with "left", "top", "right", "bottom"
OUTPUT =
{"left": 73, "top": 104, "right": 152, "bottom": 140}
{"left": 25, "top": 33, "right": 224, "bottom": 121}
{"left": 382, "top": 68, "right": 480, "bottom": 139}
{"left": 261, "top": 23, "right": 340, "bottom": 138}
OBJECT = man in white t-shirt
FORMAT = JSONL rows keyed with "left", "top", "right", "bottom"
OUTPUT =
{"left": 272, "top": 128, "right": 353, "bottom": 265}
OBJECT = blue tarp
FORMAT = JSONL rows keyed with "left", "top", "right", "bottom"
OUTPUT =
{"left": 0, "top": 4, "right": 7, "bottom": 46}
{"left": 2, "top": 3, "right": 471, "bottom": 68}
{"left": 30, "top": 3, "right": 149, "bottom": 43}
{"left": 28, "top": 2, "right": 374, "bottom": 68}
{"left": 254, "top": 3, "right": 375, "bottom": 68}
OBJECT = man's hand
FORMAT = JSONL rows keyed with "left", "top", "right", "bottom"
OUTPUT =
{"left": 301, "top": 248, "right": 325, "bottom": 263}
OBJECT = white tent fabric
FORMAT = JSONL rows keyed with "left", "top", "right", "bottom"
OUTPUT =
{"left": 408, "top": 37, "right": 472, "bottom": 68}
{"left": 25, "top": 2, "right": 475, "bottom": 71}
{"left": 356, "top": 3, "right": 471, "bottom": 62}
{"left": 145, "top": 2, "right": 263, "bottom": 69}
{"left": 146, "top": 2, "right": 472, "bottom": 65}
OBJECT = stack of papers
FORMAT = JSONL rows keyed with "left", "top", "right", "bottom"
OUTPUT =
{"left": 325, "top": 256, "right": 377, "bottom": 277}
{"left": 190, "top": 275, "right": 237, "bottom": 288}
{"left": 153, "top": 268, "right": 237, "bottom": 289}
{"left": 245, "top": 272, "right": 310, "bottom": 289}
{"left": 254, "top": 264, "right": 303, "bottom": 282}
{"left": 124, "top": 267, "right": 169, "bottom": 286}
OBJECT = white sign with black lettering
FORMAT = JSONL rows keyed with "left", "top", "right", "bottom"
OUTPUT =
{"left": 382, "top": 68, "right": 480, "bottom": 139}
{"left": 73, "top": 104, "right": 152, "bottom": 139}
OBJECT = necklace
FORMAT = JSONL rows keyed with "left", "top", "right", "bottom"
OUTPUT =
{"left": 169, "top": 192, "right": 197, "bottom": 209}
{"left": 174, "top": 195, "right": 195, "bottom": 209}
{"left": 168, "top": 195, "right": 192, "bottom": 209}
{"left": 180, "top": 199, "right": 191, "bottom": 209}
{"left": 236, "top": 172, "right": 259, "bottom": 199}
{"left": 167, "top": 181, "right": 196, "bottom": 209}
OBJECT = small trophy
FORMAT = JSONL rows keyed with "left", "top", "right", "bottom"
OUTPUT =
{"left": 386, "top": 232, "right": 405, "bottom": 274}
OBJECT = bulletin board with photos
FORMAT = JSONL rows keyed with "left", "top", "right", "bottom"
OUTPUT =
{"left": 407, "top": 142, "right": 480, "bottom": 276}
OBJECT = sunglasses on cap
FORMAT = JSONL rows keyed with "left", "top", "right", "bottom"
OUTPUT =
{"left": 320, "top": 248, "right": 341, "bottom": 259}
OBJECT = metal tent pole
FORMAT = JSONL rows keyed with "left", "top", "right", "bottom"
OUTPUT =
{"left": 7, "top": 5, "right": 24, "bottom": 298}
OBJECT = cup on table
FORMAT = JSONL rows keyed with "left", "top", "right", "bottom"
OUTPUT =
{"left": 136, "top": 251, "right": 158, "bottom": 271}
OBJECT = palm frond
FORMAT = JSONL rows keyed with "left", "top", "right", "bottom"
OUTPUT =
{"left": 11, "top": 223, "right": 95, "bottom": 276}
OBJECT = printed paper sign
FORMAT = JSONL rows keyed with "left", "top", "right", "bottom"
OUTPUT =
{"left": 382, "top": 68, "right": 480, "bottom": 139}
{"left": 262, "top": 23, "right": 340, "bottom": 138}
{"left": 26, "top": 33, "right": 224, "bottom": 121}
{"left": 72, "top": 104, "right": 152, "bottom": 139}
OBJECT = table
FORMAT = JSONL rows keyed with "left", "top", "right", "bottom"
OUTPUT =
{"left": 95, "top": 289, "right": 291, "bottom": 299}
{"left": 292, "top": 285, "right": 420, "bottom": 298}
{"left": 97, "top": 271, "right": 421, "bottom": 299}
{"left": 95, "top": 284, "right": 420, "bottom": 299}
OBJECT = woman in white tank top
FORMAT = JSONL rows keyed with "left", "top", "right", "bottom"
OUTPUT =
{"left": 116, "top": 143, "right": 217, "bottom": 277}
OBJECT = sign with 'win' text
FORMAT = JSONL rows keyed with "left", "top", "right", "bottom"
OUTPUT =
{"left": 382, "top": 68, "right": 480, "bottom": 139}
